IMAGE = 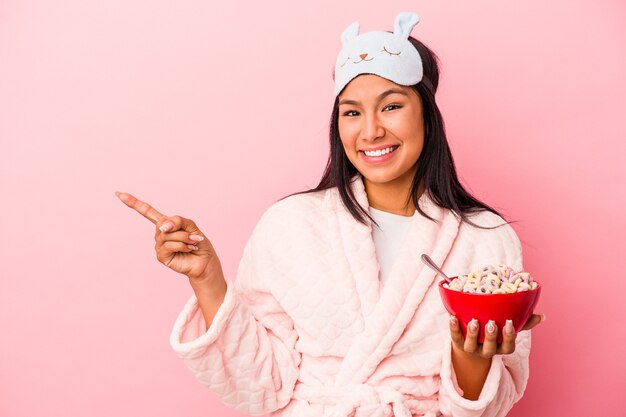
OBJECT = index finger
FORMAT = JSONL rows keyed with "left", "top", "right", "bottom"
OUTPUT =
{"left": 115, "top": 191, "right": 166, "bottom": 224}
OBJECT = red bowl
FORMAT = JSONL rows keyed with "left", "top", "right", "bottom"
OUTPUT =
{"left": 438, "top": 279, "right": 541, "bottom": 343}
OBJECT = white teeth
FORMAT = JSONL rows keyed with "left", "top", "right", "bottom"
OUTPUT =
{"left": 363, "top": 146, "right": 396, "bottom": 157}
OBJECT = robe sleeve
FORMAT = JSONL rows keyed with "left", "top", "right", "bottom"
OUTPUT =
{"left": 169, "top": 206, "right": 301, "bottom": 416}
{"left": 437, "top": 222, "right": 532, "bottom": 417}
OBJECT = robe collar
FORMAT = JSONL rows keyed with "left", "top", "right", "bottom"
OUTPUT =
{"left": 331, "top": 173, "right": 462, "bottom": 386}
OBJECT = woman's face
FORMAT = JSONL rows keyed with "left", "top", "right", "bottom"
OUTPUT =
{"left": 338, "top": 74, "right": 425, "bottom": 189}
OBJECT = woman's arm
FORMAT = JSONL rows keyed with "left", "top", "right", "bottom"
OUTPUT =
{"left": 187, "top": 255, "right": 228, "bottom": 328}
{"left": 116, "top": 191, "right": 300, "bottom": 415}
{"left": 450, "top": 341, "right": 492, "bottom": 400}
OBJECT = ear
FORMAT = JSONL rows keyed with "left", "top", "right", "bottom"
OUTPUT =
{"left": 341, "top": 21, "right": 360, "bottom": 45}
{"left": 393, "top": 12, "right": 419, "bottom": 38}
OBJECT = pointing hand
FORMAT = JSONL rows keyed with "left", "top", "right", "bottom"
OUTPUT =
{"left": 115, "top": 191, "right": 222, "bottom": 281}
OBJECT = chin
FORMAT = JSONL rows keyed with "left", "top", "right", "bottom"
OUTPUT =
{"left": 360, "top": 172, "right": 401, "bottom": 185}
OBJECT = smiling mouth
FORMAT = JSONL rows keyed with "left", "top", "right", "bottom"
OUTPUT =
{"left": 353, "top": 58, "right": 374, "bottom": 63}
{"left": 361, "top": 145, "right": 399, "bottom": 157}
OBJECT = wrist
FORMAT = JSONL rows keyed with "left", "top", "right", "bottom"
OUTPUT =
{"left": 188, "top": 269, "right": 226, "bottom": 299}
{"left": 188, "top": 255, "right": 224, "bottom": 283}
{"left": 189, "top": 272, "right": 226, "bottom": 293}
{"left": 450, "top": 343, "right": 493, "bottom": 400}
{"left": 187, "top": 267, "right": 227, "bottom": 329}
{"left": 451, "top": 343, "right": 492, "bottom": 365}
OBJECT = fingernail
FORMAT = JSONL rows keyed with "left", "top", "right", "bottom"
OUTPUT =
{"left": 159, "top": 222, "right": 173, "bottom": 232}
{"left": 468, "top": 319, "right": 478, "bottom": 332}
{"left": 449, "top": 316, "right": 458, "bottom": 327}
{"left": 486, "top": 320, "right": 496, "bottom": 334}
{"left": 187, "top": 244, "right": 199, "bottom": 251}
{"left": 541, "top": 314, "right": 547, "bottom": 322}
{"left": 505, "top": 319, "right": 514, "bottom": 335}
{"left": 189, "top": 234, "right": 204, "bottom": 242}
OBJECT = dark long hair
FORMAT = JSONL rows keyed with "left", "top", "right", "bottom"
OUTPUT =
{"left": 279, "top": 36, "right": 507, "bottom": 229}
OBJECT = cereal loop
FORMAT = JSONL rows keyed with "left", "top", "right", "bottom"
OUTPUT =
{"left": 444, "top": 264, "right": 537, "bottom": 295}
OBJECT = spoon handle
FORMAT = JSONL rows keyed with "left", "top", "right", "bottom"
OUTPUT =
{"left": 420, "top": 254, "right": 452, "bottom": 284}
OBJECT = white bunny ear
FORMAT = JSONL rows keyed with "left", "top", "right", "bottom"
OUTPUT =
{"left": 341, "top": 21, "right": 360, "bottom": 45}
{"left": 393, "top": 12, "right": 419, "bottom": 38}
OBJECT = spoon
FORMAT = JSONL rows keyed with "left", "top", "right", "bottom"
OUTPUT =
{"left": 420, "top": 254, "right": 452, "bottom": 284}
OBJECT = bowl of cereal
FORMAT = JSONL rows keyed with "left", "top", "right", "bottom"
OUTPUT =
{"left": 438, "top": 264, "right": 541, "bottom": 343}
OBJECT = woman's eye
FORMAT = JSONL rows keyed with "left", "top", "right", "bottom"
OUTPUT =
{"left": 342, "top": 110, "right": 359, "bottom": 117}
{"left": 383, "top": 104, "right": 401, "bottom": 111}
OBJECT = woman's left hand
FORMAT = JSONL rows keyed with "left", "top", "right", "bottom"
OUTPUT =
{"left": 449, "top": 314, "right": 545, "bottom": 400}
{"left": 449, "top": 314, "right": 546, "bottom": 359}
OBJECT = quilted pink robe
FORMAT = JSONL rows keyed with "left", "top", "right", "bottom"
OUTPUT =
{"left": 170, "top": 174, "right": 531, "bottom": 417}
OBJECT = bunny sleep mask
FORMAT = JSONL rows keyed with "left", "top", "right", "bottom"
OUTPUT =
{"left": 334, "top": 12, "right": 423, "bottom": 97}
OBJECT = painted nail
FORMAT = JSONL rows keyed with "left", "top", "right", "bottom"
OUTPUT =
{"left": 486, "top": 320, "right": 496, "bottom": 334}
{"left": 449, "top": 316, "right": 458, "bottom": 327}
{"left": 468, "top": 319, "right": 478, "bottom": 332}
{"left": 187, "top": 244, "right": 199, "bottom": 251}
{"left": 189, "top": 234, "right": 204, "bottom": 242}
{"left": 505, "top": 319, "right": 514, "bottom": 335}
{"left": 159, "top": 222, "right": 173, "bottom": 232}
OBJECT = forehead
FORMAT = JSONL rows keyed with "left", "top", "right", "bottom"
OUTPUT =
{"left": 339, "top": 74, "right": 413, "bottom": 99}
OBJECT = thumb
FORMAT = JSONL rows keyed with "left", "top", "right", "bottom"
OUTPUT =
{"left": 179, "top": 217, "right": 201, "bottom": 234}
{"left": 521, "top": 314, "right": 546, "bottom": 331}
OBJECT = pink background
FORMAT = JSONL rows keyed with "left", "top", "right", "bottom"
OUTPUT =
{"left": 1, "top": 1, "right": 625, "bottom": 416}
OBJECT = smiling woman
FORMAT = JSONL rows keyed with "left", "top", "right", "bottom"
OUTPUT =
{"left": 118, "top": 11, "right": 544, "bottom": 417}
{"left": 337, "top": 75, "right": 425, "bottom": 215}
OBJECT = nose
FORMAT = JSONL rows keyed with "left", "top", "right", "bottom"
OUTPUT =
{"left": 361, "top": 112, "right": 385, "bottom": 142}
{"left": 359, "top": 53, "right": 368, "bottom": 60}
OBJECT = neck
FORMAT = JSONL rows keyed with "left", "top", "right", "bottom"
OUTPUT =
{"left": 364, "top": 175, "right": 423, "bottom": 217}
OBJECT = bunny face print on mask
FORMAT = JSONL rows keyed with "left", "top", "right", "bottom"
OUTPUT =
{"left": 334, "top": 12, "right": 423, "bottom": 97}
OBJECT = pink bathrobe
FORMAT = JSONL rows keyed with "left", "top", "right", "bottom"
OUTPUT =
{"left": 170, "top": 174, "right": 531, "bottom": 417}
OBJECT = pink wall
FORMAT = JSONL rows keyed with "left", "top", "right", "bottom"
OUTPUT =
{"left": 1, "top": 1, "right": 624, "bottom": 416}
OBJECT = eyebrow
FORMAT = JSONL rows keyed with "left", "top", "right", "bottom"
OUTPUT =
{"left": 338, "top": 88, "right": 409, "bottom": 106}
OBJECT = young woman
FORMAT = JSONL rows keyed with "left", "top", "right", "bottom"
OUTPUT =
{"left": 117, "top": 12, "right": 544, "bottom": 417}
